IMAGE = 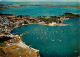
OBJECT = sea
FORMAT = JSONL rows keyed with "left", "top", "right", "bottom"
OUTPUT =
{"left": 0, "top": 2, "right": 80, "bottom": 16}
{"left": 0, "top": 2, "right": 80, "bottom": 57}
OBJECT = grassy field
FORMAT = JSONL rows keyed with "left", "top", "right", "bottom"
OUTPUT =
{"left": 0, "top": 45, "right": 38, "bottom": 57}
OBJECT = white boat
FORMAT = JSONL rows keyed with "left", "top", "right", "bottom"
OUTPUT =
{"left": 52, "top": 40, "right": 54, "bottom": 42}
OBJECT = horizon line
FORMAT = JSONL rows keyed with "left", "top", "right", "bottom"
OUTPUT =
{"left": 0, "top": 1, "right": 79, "bottom": 2}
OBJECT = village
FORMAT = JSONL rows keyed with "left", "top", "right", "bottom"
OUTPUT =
{"left": 0, "top": 13, "right": 70, "bottom": 33}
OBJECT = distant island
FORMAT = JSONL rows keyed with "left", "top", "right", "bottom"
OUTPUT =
{"left": 0, "top": 13, "right": 80, "bottom": 57}
{"left": 59, "top": 13, "right": 80, "bottom": 18}
{"left": 0, "top": 4, "right": 80, "bottom": 9}
{"left": 0, "top": 3, "right": 13, "bottom": 6}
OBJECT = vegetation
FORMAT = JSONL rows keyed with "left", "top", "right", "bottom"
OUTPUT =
{"left": 28, "top": 19, "right": 37, "bottom": 23}
{"left": 39, "top": 18, "right": 58, "bottom": 24}
{"left": 24, "top": 21, "right": 29, "bottom": 24}
{"left": 0, "top": 43, "right": 6, "bottom": 47}
{"left": 0, "top": 45, "right": 38, "bottom": 57}
{"left": 0, "top": 36, "right": 12, "bottom": 43}
{"left": 59, "top": 13, "right": 80, "bottom": 18}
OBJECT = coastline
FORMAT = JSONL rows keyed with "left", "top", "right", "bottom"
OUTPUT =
{"left": 10, "top": 24, "right": 29, "bottom": 33}
{"left": 11, "top": 19, "right": 70, "bottom": 33}
{"left": 0, "top": 24, "right": 40, "bottom": 57}
{"left": 8, "top": 21, "right": 69, "bottom": 56}
{"left": 10, "top": 23, "right": 40, "bottom": 57}
{"left": 0, "top": 12, "right": 79, "bottom": 57}
{"left": 0, "top": 4, "right": 80, "bottom": 9}
{"left": 0, "top": 20, "right": 40, "bottom": 57}
{"left": 0, "top": 2, "right": 80, "bottom": 57}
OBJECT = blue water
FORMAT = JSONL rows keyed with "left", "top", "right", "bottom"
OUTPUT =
{"left": 1, "top": 2, "right": 80, "bottom": 57}
{"left": 11, "top": 17, "right": 80, "bottom": 57}
{"left": 0, "top": 2, "right": 80, "bottom": 16}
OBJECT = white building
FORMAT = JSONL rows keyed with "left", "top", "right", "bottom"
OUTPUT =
{"left": 48, "top": 22, "right": 57, "bottom": 26}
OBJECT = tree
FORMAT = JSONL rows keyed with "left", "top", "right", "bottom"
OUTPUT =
{"left": 24, "top": 21, "right": 28, "bottom": 24}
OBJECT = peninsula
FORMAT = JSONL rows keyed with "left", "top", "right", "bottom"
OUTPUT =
{"left": 0, "top": 13, "right": 79, "bottom": 57}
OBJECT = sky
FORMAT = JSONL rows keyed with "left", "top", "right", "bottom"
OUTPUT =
{"left": 0, "top": 0, "right": 79, "bottom": 2}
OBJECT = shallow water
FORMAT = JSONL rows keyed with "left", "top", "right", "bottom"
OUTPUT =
{"left": 0, "top": 2, "right": 80, "bottom": 16}
{"left": 11, "top": 17, "right": 80, "bottom": 57}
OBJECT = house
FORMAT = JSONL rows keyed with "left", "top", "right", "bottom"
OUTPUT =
{"left": 39, "top": 21, "right": 45, "bottom": 24}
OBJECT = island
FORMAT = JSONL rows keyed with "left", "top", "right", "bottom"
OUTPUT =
{"left": 59, "top": 13, "right": 80, "bottom": 18}
{"left": 0, "top": 3, "right": 13, "bottom": 6}
{"left": 0, "top": 4, "right": 80, "bottom": 9}
{"left": 0, "top": 13, "right": 79, "bottom": 57}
